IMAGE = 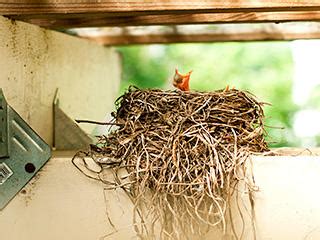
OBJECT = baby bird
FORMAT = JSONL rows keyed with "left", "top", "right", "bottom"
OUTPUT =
{"left": 173, "top": 68, "right": 192, "bottom": 91}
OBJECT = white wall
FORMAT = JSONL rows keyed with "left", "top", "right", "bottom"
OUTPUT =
{"left": 0, "top": 16, "right": 121, "bottom": 145}
{"left": 1, "top": 154, "right": 320, "bottom": 240}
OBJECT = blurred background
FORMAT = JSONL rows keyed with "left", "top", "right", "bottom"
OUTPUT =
{"left": 116, "top": 40, "right": 320, "bottom": 148}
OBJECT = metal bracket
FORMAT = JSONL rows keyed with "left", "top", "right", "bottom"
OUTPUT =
{"left": 0, "top": 89, "right": 51, "bottom": 210}
{"left": 53, "top": 89, "right": 93, "bottom": 150}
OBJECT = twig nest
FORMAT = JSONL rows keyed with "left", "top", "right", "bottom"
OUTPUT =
{"left": 90, "top": 87, "right": 269, "bottom": 239}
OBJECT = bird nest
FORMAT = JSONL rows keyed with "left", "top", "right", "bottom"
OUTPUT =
{"left": 74, "top": 86, "right": 268, "bottom": 240}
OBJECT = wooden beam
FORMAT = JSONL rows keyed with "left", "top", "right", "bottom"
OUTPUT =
{"left": 80, "top": 26, "right": 320, "bottom": 45}
{"left": 3, "top": 1, "right": 320, "bottom": 28}
{"left": 15, "top": 11, "right": 320, "bottom": 28}
{"left": 2, "top": 1, "right": 320, "bottom": 16}
{"left": 84, "top": 32, "right": 320, "bottom": 45}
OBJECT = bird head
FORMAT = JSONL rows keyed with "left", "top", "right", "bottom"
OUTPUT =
{"left": 173, "top": 68, "right": 192, "bottom": 91}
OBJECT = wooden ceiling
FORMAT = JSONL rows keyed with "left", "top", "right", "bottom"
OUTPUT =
{"left": 3, "top": 0, "right": 320, "bottom": 44}
{"left": 73, "top": 23, "right": 320, "bottom": 45}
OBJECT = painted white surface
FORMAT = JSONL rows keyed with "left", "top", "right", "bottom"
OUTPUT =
{"left": 0, "top": 16, "right": 121, "bottom": 145}
{"left": 253, "top": 156, "right": 320, "bottom": 240}
{"left": 1, "top": 154, "right": 320, "bottom": 240}
{"left": 0, "top": 154, "right": 135, "bottom": 240}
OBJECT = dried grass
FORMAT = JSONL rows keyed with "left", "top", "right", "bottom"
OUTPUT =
{"left": 74, "top": 86, "right": 269, "bottom": 240}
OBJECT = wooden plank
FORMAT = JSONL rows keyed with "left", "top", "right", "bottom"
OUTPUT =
{"left": 12, "top": 11, "right": 320, "bottom": 28}
{"left": 3, "top": 1, "right": 320, "bottom": 28}
{"left": 2, "top": 1, "right": 320, "bottom": 16}
{"left": 81, "top": 27, "right": 320, "bottom": 45}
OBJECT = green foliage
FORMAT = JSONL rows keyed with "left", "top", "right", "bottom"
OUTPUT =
{"left": 117, "top": 42, "right": 297, "bottom": 147}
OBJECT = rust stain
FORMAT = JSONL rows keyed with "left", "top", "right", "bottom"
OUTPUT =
{"left": 20, "top": 189, "right": 27, "bottom": 195}
{"left": 19, "top": 169, "right": 44, "bottom": 206}
{"left": 42, "top": 29, "right": 50, "bottom": 54}
{"left": 8, "top": 19, "right": 18, "bottom": 57}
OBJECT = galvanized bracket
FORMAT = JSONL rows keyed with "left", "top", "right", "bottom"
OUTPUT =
{"left": 0, "top": 89, "right": 51, "bottom": 210}
{"left": 53, "top": 89, "right": 93, "bottom": 150}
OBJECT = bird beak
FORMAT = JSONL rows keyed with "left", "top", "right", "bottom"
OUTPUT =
{"left": 173, "top": 68, "right": 192, "bottom": 84}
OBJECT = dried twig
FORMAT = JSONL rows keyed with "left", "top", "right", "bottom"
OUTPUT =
{"left": 75, "top": 86, "right": 268, "bottom": 240}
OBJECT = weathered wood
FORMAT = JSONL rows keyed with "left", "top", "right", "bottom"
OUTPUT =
{"left": 81, "top": 25, "right": 320, "bottom": 45}
{"left": 3, "top": 1, "right": 320, "bottom": 29}
{"left": 12, "top": 11, "right": 320, "bottom": 28}
{"left": 2, "top": 1, "right": 320, "bottom": 15}
{"left": 86, "top": 32, "right": 320, "bottom": 45}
